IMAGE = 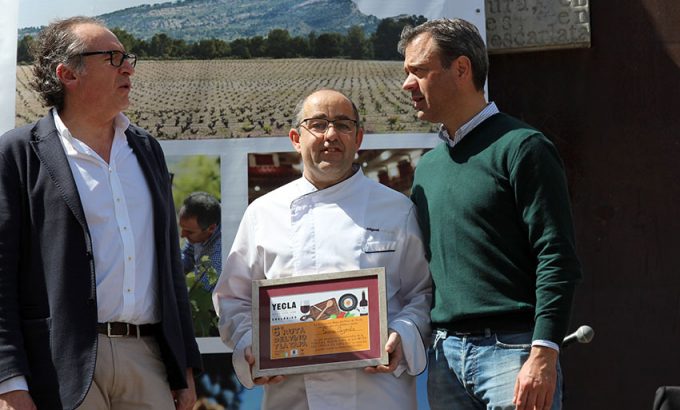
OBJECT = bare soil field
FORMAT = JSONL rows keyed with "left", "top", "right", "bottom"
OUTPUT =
{"left": 15, "top": 58, "right": 435, "bottom": 139}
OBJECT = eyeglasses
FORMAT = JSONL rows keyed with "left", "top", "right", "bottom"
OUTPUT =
{"left": 298, "top": 118, "right": 358, "bottom": 135}
{"left": 78, "top": 50, "right": 137, "bottom": 68}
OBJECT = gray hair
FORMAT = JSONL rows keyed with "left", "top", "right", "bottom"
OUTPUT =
{"left": 398, "top": 18, "right": 489, "bottom": 91}
{"left": 29, "top": 16, "right": 105, "bottom": 110}
{"left": 293, "top": 89, "right": 361, "bottom": 129}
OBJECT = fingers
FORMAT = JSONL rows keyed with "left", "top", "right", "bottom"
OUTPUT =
{"left": 364, "top": 331, "right": 403, "bottom": 374}
{"left": 245, "top": 345, "right": 286, "bottom": 385}
{"left": 384, "top": 331, "right": 400, "bottom": 353}
{"left": 513, "top": 379, "right": 552, "bottom": 410}
{"left": 540, "top": 389, "right": 553, "bottom": 410}
{"left": 253, "top": 375, "right": 286, "bottom": 385}
{"left": 171, "top": 385, "right": 197, "bottom": 410}
{"left": 244, "top": 345, "right": 255, "bottom": 366}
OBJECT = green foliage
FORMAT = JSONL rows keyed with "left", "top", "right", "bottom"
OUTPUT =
{"left": 266, "top": 29, "right": 292, "bottom": 59}
{"left": 315, "top": 33, "right": 344, "bottom": 58}
{"left": 111, "top": 28, "right": 138, "bottom": 54}
{"left": 192, "top": 38, "right": 231, "bottom": 59}
{"left": 346, "top": 26, "right": 369, "bottom": 60}
{"left": 248, "top": 36, "right": 266, "bottom": 58}
{"left": 17, "top": 13, "right": 427, "bottom": 62}
{"left": 149, "top": 33, "right": 175, "bottom": 58}
{"left": 170, "top": 156, "right": 220, "bottom": 337}
{"left": 16, "top": 35, "right": 34, "bottom": 63}
{"left": 371, "top": 15, "right": 427, "bottom": 60}
{"left": 169, "top": 155, "right": 221, "bottom": 212}
{"left": 230, "top": 38, "right": 251, "bottom": 59}
{"left": 186, "top": 255, "right": 219, "bottom": 337}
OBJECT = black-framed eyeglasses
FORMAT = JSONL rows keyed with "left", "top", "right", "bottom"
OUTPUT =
{"left": 298, "top": 118, "right": 358, "bottom": 135}
{"left": 78, "top": 50, "right": 137, "bottom": 68}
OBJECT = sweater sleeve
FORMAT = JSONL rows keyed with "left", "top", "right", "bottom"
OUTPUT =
{"left": 509, "top": 133, "right": 582, "bottom": 344}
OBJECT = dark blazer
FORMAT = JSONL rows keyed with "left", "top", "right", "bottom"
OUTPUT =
{"left": 0, "top": 113, "right": 202, "bottom": 409}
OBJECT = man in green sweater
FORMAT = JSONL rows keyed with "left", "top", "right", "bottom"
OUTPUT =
{"left": 398, "top": 19, "right": 582, "bottom": 410}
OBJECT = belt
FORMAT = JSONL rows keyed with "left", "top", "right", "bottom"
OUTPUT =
{"left": 97, "top": 322, "right": 157, "bottom": 338}
{"left": 434, "top": 312, "right": 535, "bottom": 336}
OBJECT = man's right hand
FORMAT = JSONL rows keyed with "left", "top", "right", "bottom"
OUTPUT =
{"left": 244, "top": 346, "right": 286, "bottom": 385}
{"left": 0, "top": 391, "right": 36, "bottom": 410}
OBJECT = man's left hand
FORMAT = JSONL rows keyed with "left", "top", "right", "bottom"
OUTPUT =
{"left": 172, "top": 368, "right": 197, "bottom": 410}
{"left": 513, "top": 346, "right": 558, "bottom": 410}
{"left": 364, "top": 330, "right": 403, "bottom": 374}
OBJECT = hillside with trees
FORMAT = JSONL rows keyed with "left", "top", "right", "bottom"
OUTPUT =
{"left": 17, "top": 15, "right": 426, "bottom": 62}
{"left": 19, "top": 0, "right": 379, "bottom": 42}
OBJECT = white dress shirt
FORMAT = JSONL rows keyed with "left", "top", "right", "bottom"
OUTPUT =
{"left": 53, "top": 110, "right": 160, "bottom": 325}
{"left": 213, "top": 169, "right": 432, "bottom": 410}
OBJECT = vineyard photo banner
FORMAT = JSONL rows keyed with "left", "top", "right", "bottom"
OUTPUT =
{"left": 6, "top": 0, "right": 483, "bottom": 355}
{"left": 7, "top": 0, "right": 485, "bottom": 141}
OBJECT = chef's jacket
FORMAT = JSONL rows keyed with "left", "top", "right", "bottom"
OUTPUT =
{"left": 213, "top": 169, "right": 431, "bottom": 410}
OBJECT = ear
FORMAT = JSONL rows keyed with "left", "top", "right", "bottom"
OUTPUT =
{"left": 451, "top": 56, "right": 473, "bottom": 82}
{"left": 289, "top": 128, "right": 302, "bottom": 153}
{"left": 56, "top": 63, "right": 79, "bottom": 89}
{"left": 355, "top": 127, "right": 364, "bottom": 150}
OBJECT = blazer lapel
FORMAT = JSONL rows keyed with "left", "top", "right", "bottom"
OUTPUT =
{"left": 29, "top": 114, "right": 89, "bottom": 230}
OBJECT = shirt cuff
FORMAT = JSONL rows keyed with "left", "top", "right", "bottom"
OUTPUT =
{"left": 232, "top": 331, "right": 256, "bottom": 390}
{"left": 388, "top": 318, "right": 427, "bottom": 376}
{"left": 0, "top": 376, "right": 28, "bottom": 395}
{"left": 532, "top": 339, "right": 560, "bottom": 352}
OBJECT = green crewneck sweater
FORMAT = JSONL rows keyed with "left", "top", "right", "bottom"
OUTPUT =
{"left": 411, "top": 113, "right": 581, "bottom": 344}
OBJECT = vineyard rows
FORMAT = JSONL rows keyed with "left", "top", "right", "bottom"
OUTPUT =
{"left": 15, "top": 58, "right": 436, "bottom": 139}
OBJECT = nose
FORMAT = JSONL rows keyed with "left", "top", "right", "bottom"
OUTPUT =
{"left": 119, "top": 59, "right": 135, "bottom": 76}
{"left": 180, "top": 230, "right": 188, "bottom": 238}
{"left": 323, "top": 124, "right": 339, "bottom": 141}
{"left": 402, "top": 73, "right": 416, "bottom": 91}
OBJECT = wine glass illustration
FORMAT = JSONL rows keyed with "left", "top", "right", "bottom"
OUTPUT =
{"left": 300, "top": 299, "right": 312, "bottom": 321}
{"left": 300, "top": 299, "right": 310, "bottom": 314}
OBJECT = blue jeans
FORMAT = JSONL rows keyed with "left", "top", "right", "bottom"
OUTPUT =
{"left": 427, "top": 329, "right": 562, "bottom": 410}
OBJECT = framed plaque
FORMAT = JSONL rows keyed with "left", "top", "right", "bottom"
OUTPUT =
{"left": 252, "top": 267, "right": 388, "bottom": 377}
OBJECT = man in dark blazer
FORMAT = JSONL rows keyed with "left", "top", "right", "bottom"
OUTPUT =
{"left": 0, "top": 17, "right": 201, "bottom": 410}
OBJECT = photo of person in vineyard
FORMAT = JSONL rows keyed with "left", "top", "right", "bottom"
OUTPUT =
{"left": 167, "top": 155, "right": 244, "bottom": 410}
{"left": 179, "top": 191, "right": 222, "bottom": 332}
{"left": 168, "top": 155, "right": 221, "bottom": 337}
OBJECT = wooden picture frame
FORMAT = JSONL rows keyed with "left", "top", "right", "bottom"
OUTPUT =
{"left": 252, "top": 267, "right": 388, "bottom": 377}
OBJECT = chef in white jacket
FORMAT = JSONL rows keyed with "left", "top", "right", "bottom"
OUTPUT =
{"left": 213, "top": 89, "right": 432, "bottom": 410}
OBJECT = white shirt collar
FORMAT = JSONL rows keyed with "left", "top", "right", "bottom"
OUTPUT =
{"left": 52, "top": 109, "right": 131, "bottom": 160}
{"left": 439, "top": 102, "right": 500, "bottom": 148}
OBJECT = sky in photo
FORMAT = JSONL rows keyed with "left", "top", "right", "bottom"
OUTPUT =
{"left": 19, "top": 0, "right": 155, "bottom": 28}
